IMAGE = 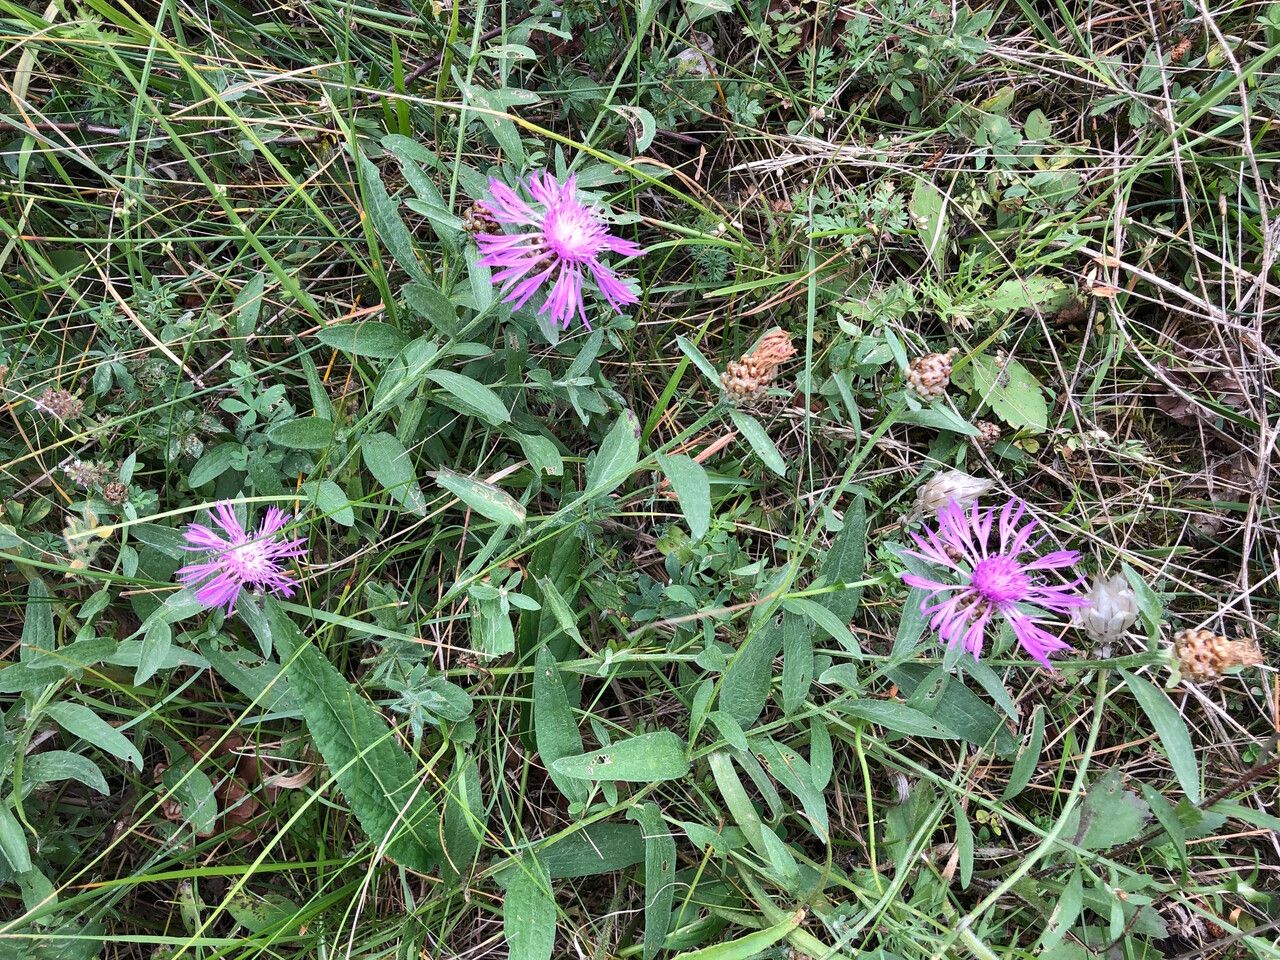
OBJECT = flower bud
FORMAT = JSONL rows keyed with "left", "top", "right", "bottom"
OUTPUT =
{"left": 908, "top": 470, "right": 993, "bottom": 522}
{"left": 1075, "top": 573, "right": 1139, "bottom": 643}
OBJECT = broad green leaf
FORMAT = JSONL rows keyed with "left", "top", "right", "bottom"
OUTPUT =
{"left": 0, "top": 806, "right": 31, "bottom": 872}
{"left": 303, "top": 479, "right": 355, "bottom": 526}
{"left": 442, "top": 750, "right": 485, "bottom": 882}
{"left": 728, "top": 409, "right": 786, "bottom": 476}
{"left": 586, "top": 410, "right": 640, "bottom": 496}
{"left": 783, "top": 596, "right": 859, "bottom": 653}
{"left": 403, "top": 281, "right": 459, "bottom": 336}
{"left": 21, "top": 578, "right": 53, "bottom": 662}
{"left": 887, "top": 663, "right": 1018, "bottom": 755}
{"left": 518, "top": 434, "right": 563, "bottom": 476}
{"left": 608, "top": 104, "right": 656, "bottom": 151}
{"left": 24, "top": 751, "right": 109, "bottom": 795}
{"left": 841, "top": 699, "right": 960, "bottom": 740}
{"left": 425, "top": 369, "right": 510, "bottom": 425}
{"left": 316, "top": 321, "right": 409, "bottom": 359}
{"left": 1040, "top": 868, "right": 1084, "bottom": 949}
{"left": 721, "top": 619, "right": 782, "bottom": 728}
{"left": 1120, "top": 670, "right": 1201, "bottom": 803}
{"left": 361, "top": 432, "right": 426, "bottom": 515}
{"left": 160, "top": 760, "right": 218, "bottom": 836}
{"left": 536, "top": 576, "right": 583, "bottom": 647}
{"left": 899, "top": 406, "right": 981, "bottom": 436}
{"left": 656, "top": 453, "right": 711, "bottom": 540}
{"left": 752, "top": 737, "right": 829, "bottom": 841}
{"left": 1062, "top": 768, "right": 1150, "bottom": 850}
{"left": 541, "top": 822, "right": 645, "bottom": 877}
{"left": 1002, "top": 706, "right": 1045, "bottom": 800}
{"left": 817, "top": 496, "right": 867, "bottom": 622}
{"left": 707, "top": 711, "right": 748, "bottom": 751}
{"left": 780, "top": 613, "right": 813, "bottom": 715}
{"left": 533, "top": 648, "right": 587, "bottom": 806}
{"left": 971, "top": 355, "right": 1048, "bottom": 433}
{"left": 707, "top": 751, "right": 797, "bottom": 881}
{"left": 433, "top": 468, "right": 526, "bottom": 526}
{"left": 357, "top": 152, "right": 430, "bottom": 284}
{"left": 988, "top": 275, "right": 1073, "bottom": 313}
{"left": 629, "top": 802, "right": 676, "bottom": 960}
{"left": 671, "top": 909, "right": 804, "bottom": 960}
{"left": 553, "top": 731, "right": 689, "bottom": 782}
{"left": 232, "top": 272, "right": 265, "bottom": 340}
{"left": 1123, "top": 562, "right": 1164, "bottom": 644}
{"left": 910, "top": 179, "right": 949, "bottom": 271}
{"left": 503, "top": 855, "right": 556, "bottom": 960}
{"left": 227, "top": 891, "right": 302, "bottom": 936}
{"left": 45, "top": 702, "right": 142, "bottom": 769}
{"left": 268, "top": 417, "right": 335, "bottom": 450}
{"left": 675, "top": 335, "right": 721, "bottom": 385}
{"left": 187, "top": 442, "right": 244, "bottom": 488}
{"left": 267, "top": 600, "right": 439, "bottom": 871}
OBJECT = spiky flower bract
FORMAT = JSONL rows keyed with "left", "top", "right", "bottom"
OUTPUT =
{"left": 475, "top": 172, "right": 643, "bottom": 330}
{"left": 901, "top": 498, "right": 1088, "bottom": 668}
{"left": 177, "top": 502, "right": 307, "bottom": 614}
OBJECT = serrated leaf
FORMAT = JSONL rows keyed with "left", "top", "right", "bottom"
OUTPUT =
{"left": 432, "top": 468, "right": 525, "bottom": 526}
{"left": 971, "top": 355, "right": 1049, "bottom": 433}
{"left": 316, "top": 321, "right": 409, "bottom": 359}
{"left": 266, "top": 600, "right": 439, "bottom": 871}
{"left": 1120, "top": 670, "right": 1200, "bottom": 804}
{"left": 728, "top": 409, "right": 786, "bottom": 476}
{"left": 268, "top": 417, "right": 334, "bottom": 450}
{"left": 586, "top": 410, "right": 640, "bottom": 496}
{"left": 503, "top": 855, "right": 556, "bottom": 960}
{"left": 45, "top": 702, "right": 142, "bottom": 769}
{"left": 553, "top": 731, "right": 689, "bottom": 782}
{"left": 656, "top": 453, "right": 711, "bottom": 540}
{"left": 425, "top": 369, "right": 510, "bottom": 425}
{"left": 361, "top": 432, "right": 426, "bottom": 515}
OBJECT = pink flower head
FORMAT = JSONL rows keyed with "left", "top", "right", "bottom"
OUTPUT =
{"left": 901, "top": 498, "right": 1088, "bottom": 668}
{"left": 177, "top": 502, "right": 307, "bottom": 614}
{"left": 475, "top": 172, "right": 643, "bottom": 330}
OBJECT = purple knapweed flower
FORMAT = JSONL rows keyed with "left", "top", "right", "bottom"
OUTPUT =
{"left": 475, "top": 172, "right": 643, "bottom": 330}
{"left": 177, "top": 502, "right": 307, "bottom": 614}
{"left": 901, "top": 498, "right": 1088, "bottom": 668}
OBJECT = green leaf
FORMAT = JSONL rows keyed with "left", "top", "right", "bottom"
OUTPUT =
{"left": 45, "top": 702, "right": 142, "bottom": 769}
{"left": 160, "top": 760, "right": 218, "bottom": 836}
{"left": 728, "top": 409, "right": 786, "bottom": 476}
{"left": 1123, "top": 562, "right": 1164, "bottom": 644}
{"left": 442, "top": 750, "right": 485, "bottom": 882}
{"left": 533, "top": 648, "right": 588, "bottom": 806}
{"left": 971, "top": 355, "right": 1049, "bottom": 433}
{"left": 671, "top": 909, "right": 804, "bottom": 960}
{"left": 232, "top": 273, "right": 265, "bottom": 340}
{"left": 780, "top": 613, "right": 813, "bottom": 716}
{"left": 899, "top": 406, "right": 982, "bottom": 436}
{"left": 1002, "top": 705, "right": 1045, "bottom": 800}
{"left": 303, "top": 479, "right": 355, "bottom": 527}
{"left": 888, "top": 664, "right": 1018, "bottom": 755}
{"left": 675, "top": 335, "right": 721, "bottom": 385}
{"left": 316, "top": 321, "right": 409, "bottom": 359}
{"left": 629, "top": 802, "right": 676, "bottom": 960}
{"left": 187, "top": 442, "right": 244, "bottom": 488}
{"left": 361, "top": 432, "right": 426, "bottom": 515}
{"left": 1040, "top": 868, "right": 1084, "bottom": 949}
{"left": 1120, "top": 670, "right": 1201, "bottom": 804}
{"left": 433, "top": 468, "right": 526, "bottom": 526}
{"left": 267, "top": 600, "right": 439, "bottom": 871}
{"left": 910, "top": 179, "right": 949, "bottom": 272}
{"left": 1063, "top": 768, "right": 1150, "bottom": 850}
{"left": 425, "top": 370, "right": 510, "bottom": 425}
{"left": 357, "top": 152, "right": 430, "bottom": 284}
{"left": 753, "top": 737, "right": 829, "bottom": 841}
{"left": 608, "top": 104, "right": 656, "bottom": 151}
{"left": 553, "top": 731, "right": 689, "bottom": 782}
{"left": 21, "top": 578, "right": 53, "bottom": 662}
{"left": 227, "top": 892, "right": 302, "bottom": 936}
{"left": 518, "top": 434, "right": 563, "bottom": 476}
{"left": 841, "top": 700, "right": 961, "bottom": 740}
{"left": 721, "top": 619, "right": 782, "bottom": 728}
{"left": 268, "top": 417, "right": 335, "bottom": 450}
{"left": 536, "top": 576, "right": 583, "bottom": 647}
{"left": 24, "top": 751, "right": 109, "bottom": 795}
{"left": 817, "top": 496, "right": 867, "bottom": 622}
{"left": 540, "top": 822, "right": 645, "bottom": 877}
{"left": 783, "top": 596, "right": 859, "bottom": 653}
{"left": 503, "top": 855, "right": 556, "bottom": 960}
{"left": 656, "top": 453, "right": 711, "bottom": 540}
{"left": 586, "top": 409, "right": 641, "bottom": 496}
{"left": 0, "top": 806, "right": 32, "bottom": 872}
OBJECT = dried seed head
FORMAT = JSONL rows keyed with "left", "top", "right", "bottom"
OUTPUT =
{"left": 1172, "top": 627, "right": 1263, "bottom": 683}
{"left": 102, "top": 481, "right": 128, "bottom": 506}
{"left": 462, "top": 200, "right": 499, "bottom": 235}
{"left": 1074, "top": 573, "right": 1139, "bottom": 644}
{"left": 909, "top": 469, "right": 993, "bottom": 522}
{"left": 975, "top": 420, "right": 1002, "bottom": 450}
{"left": 35, "top": 387, "right": 84, "bottom": 422}
{"left": 906, "top": 348, "right": 958, "bottom": 400}
{"left": 721, "top": 329, "right": 797, "bottom": 404}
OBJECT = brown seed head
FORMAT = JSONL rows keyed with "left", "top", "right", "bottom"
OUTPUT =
{"left": 36, "top": 387, "right": 84, "bottom": 422}
{"left": 906, "top": 348, "right": 958, "bottom": 400}
{"left": 1173, "top": 627, "right": 1263, "bottom": 683}
{"left": 975, "top": 420, "right": 1002, "bottom": 450}
{"left": 721, "top": 330, "right": 796, "bottom": 404}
